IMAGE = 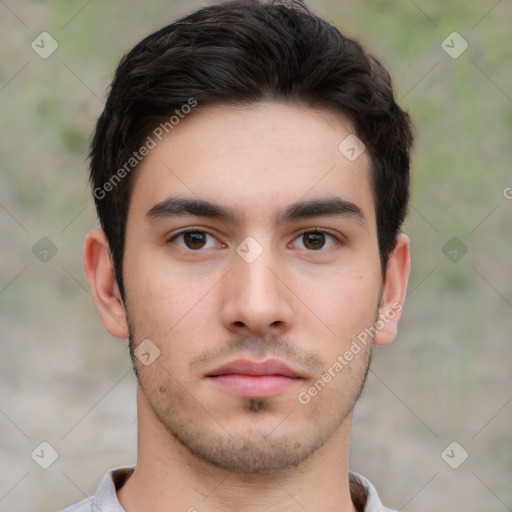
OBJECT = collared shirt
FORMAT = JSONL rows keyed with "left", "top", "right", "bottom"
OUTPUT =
{"left": 60, "top": 466, "right": 397, "bottom": 512}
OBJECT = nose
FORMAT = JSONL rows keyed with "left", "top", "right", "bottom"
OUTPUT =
{"left": 221, "top": 244, "right": 294, "bottom": 338}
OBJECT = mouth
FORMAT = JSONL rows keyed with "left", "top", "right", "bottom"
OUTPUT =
{"left": 205, "top": 359, "right": 304, "bottom": 398}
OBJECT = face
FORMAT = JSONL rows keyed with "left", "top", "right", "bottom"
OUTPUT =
{"left": 120, "top": 102, "right": 389, "bottom": 472}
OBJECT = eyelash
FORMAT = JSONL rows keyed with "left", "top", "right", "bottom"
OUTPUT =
{"left": 167, "top": 228, "right": 341, "bottom": 251}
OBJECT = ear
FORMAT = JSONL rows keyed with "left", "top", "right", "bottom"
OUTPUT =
{"left": 83, "top": 229, "right": 129, "bottom": 339}
{"left": 373, "top": 233, "right": 411, "bottom": 346}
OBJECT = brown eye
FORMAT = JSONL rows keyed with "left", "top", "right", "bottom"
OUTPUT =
{"left": 183, "top": 231, "right": 208, "bottom": 249}
{"left": 302, "top": 232, "right": 326, "bottom": 250}
{"left": 291, "top": 230, "right": 338, "bottom": 251}
{"left": 170, "top": 230, "right": 219, "bottom": 251}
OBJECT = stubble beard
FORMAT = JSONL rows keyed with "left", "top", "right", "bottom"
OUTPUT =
{"left": 128, "top": 322, "right": 373, "bottom": 474}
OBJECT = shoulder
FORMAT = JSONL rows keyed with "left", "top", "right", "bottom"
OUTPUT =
{"left": 349, "top": 471, "right": 399, "bottom": 512}
{"left": 57, "top": 466, "right": 134, "bottom": 512}
{"left": 58, "top": 497, "right": 92, "bottom": 512}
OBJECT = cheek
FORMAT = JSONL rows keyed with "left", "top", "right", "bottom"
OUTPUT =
{"left": 299, "top": 267, "right": 380, "bottom": 348}
{"left": 124, "top": 254, "right": 219, "bottom": 369}
{"left": 296, "top": 274, "right": 376, "bottom": 407}
{"left": 124, "top": 247, "right": 196, "bottom": 323}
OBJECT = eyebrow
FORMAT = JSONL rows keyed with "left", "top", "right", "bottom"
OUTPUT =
{"left": 145, "top": 195, "right": 365, "bottom": 225}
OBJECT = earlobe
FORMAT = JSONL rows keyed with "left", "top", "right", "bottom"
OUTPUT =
{"left": 373, "top": 233, "right": 411, "bottom": 346}
{"left": 83, "top": 229, "right": 129, "bottom": 339}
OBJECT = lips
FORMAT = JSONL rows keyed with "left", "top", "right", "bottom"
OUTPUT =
{"left": 207, "top": 359, "right": 302, "bottom": 378}
{"left": 206, "top": 359, "right": 303, "bottom": 398}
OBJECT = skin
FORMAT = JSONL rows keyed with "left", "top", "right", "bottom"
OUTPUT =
{"left": 83, "top": 102, "right": 410, "bottom": 512}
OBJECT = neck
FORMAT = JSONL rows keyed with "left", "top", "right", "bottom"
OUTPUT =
{"left": 118, "top": 388, "right": 358, "bottom": 512}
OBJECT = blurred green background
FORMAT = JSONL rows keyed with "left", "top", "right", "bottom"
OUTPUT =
{"left": 0, "top": 1, "right": 510, "bottom": 511}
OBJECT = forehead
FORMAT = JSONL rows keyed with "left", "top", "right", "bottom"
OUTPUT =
{"left": 128, "top": 102, "right": 376, "bottom": 229}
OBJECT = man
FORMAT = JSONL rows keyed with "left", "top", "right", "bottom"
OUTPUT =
{"left": 64, "top": 0, "right": 413, "bottom": 510}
